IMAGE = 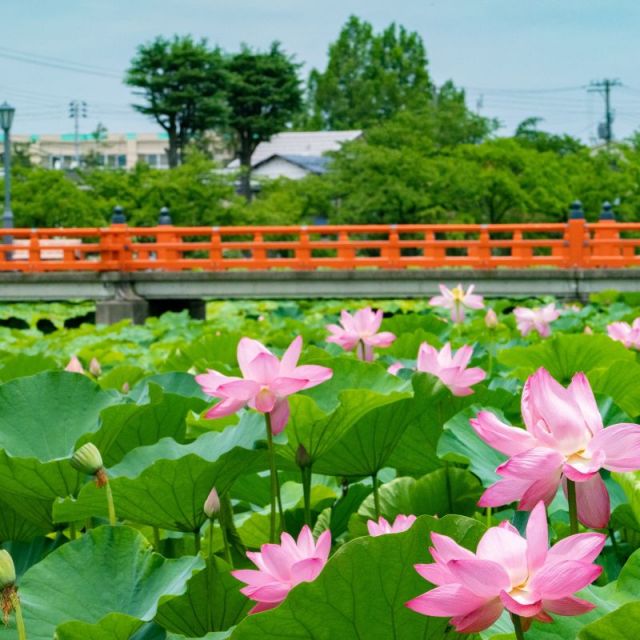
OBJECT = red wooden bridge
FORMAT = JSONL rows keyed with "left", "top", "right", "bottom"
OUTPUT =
{"left": 1, "top": 218, "right": 639, "bottom": 272}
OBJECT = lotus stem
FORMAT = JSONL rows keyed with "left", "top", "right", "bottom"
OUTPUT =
{"left": 105, "top": 480, "right": 117, "bottom": 526}
{"left": 69, "top": 522, "right": 77, "bottom": 540}
{"left": 208, "top": 518, "right": 216, "bottom": 584}
{"left": 444, "top": 462, "right": 453, "bottom": 513}
{"left": 486, "top": 507, "right": 492, "bottom": 529}
{"left": 153, "top": 526, "right": 161, "bottom": 551}
{"left": 194, "top": 530, "right": 201, "bottom": 554}
{"left": 510, "top": 612, "right": 526, "bottom": 640}
{"left": 301, "top": 466, "right": 312, "bottom": 526}
{"left": 567, "top": 479, "right": 579, "bottom": 535}
{"left": 372, "top": 472, "right": 381, "bottom": 519}
{"left": 265, "top": 413, "right": 281, "bottom": 543}
{"left": 10, "top": 592, "right": 26, "bottom": 640}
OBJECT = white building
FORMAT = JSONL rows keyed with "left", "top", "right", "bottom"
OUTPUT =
{"left": 226, "top": 130, "right": 362, "bottom": 180}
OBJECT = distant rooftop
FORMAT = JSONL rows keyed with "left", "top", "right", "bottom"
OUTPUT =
{"left": 227, "top": 130, "right": 362, "bottom": 169}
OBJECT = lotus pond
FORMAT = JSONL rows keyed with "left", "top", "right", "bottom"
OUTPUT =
{"left": 1, "top": 290, "right": 640, "bottom": 640}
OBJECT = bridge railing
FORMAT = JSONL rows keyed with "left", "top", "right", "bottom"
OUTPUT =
{"left": 2, "top": 218, "right": 640, "bottom": 272}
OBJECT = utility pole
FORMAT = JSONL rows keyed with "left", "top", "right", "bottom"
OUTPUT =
{"left": 68, "top": 100, "right": 87, "bottom": 168}
{"left": 588, "top": 79, "right": 621, "bottom": 148}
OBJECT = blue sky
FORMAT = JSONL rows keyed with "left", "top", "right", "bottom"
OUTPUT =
{"left": 2, "top": 0, "right": 639, "bottom": 141}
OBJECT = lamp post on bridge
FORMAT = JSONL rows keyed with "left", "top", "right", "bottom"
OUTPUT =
{"left": 0, "top": 102, "right": 16, "bottom": 235}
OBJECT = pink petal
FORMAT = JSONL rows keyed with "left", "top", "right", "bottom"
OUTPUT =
{"left": 567, "top": 373, "right": 603, "bottom": 436}
{"left": 290, "top": 557, "right": 324, "bottom": 584}
{"left": 245, "top": 582, "right": 291, "bottom": 603}
{"left": 499, "top": 590, "right": 543, "bottom": 618}
{"left": 237, "top": 338, "right": 271, "bottom": 378}
{"left": 470, "top": 411, "right": 538, "bottom": 456}
{"left": 526, "top": 501, "right": 549, "bottom": 574}
{"left": 363, "top": 331, "right": 396, "bottom": 348}
{"left": 253, "top": 387, "right": 277, "bottom": 413}
{"left": 590, "top": 423, "right": 640, "bottom": 472}
{"left": 414, "top": 562, "right": 455, "bottom": 586}
{"left": 567, "top": 474, "right": 611, "bottom": 529}
{"left": 430, "top": 532, "right": 476, "bottom": 563}
{"left": 269, "top": 377, "right": 310, "bottom": 397}
{"left": 447, "top": 559, "right": 510, "bottom": 598}
{"left": 542, "top": 595, "right": 596, "bottom": 616}
{"left": 478, "top": 478, "right": 531, "bottom": 508}
{"left": 496, "top": 447, "right": 564, "bottom": 479}
{"left": 450, "top": 599, "right": 503, "bottom": 633}
{"left": 525, "top": 368, "right": 591, "bottom": 455}
{"left": 290, "top": 365, "right": 333, "bottom": 388}
{"left": 248, "top": 600, "right": 279, "bottom": 614}
{"left": 244, "top": 352, "right": 281, "bottom": 385}
{"left": 269, "top": 398, "right": 290, "bottom": 434}
{"left": 280, "top": 336, "right": 302, "bottom": 373}
{"left": 205, "top": 397, "right": 247, "bottom": 419}
{"left": 315, "top": 530, "right": 332, "bottom": 562}
{"left": 195, "top": 370, "right": 238, "bottom": 396}
{"left": 216, "top": 379, "right": 261, "bottom": 401}
{"left": 547, "top": 533, "right": 606, "bottom": 565}
{"left": 518, "top": 472, "right": 563, "bottom": 510}
{"left": 476, "top": 526, "right": 529, "bottom": 586}
{"left": 530, "top": 560, "right": 602, "bottom": 600}
{"left": 405, "top": 584, "right": 486, "bottom": 617}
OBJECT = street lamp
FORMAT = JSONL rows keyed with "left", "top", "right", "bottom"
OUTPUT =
{"left": 0, "top": 101, "right": 16, "bottom": 232}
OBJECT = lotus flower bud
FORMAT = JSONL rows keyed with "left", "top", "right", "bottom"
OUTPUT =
{"left": 584, "top": 326, "right": 593, "bottom": 335}
{"left": 65, "top": 355, "right": 84, "bottom": 374}
{"left": 89, "top": 358, "right": 102, "bottom": 377}
{"left": 71, "top": 443, "right": 104, "bottom": 478}
{"left": 484, "top": 309, "right": 498, "bottom": 329}
{"left": 295, "top": 444, "right": 311, "bottom": 469}
{"left": 0, "top": 551, "right": 15, "bottom": 589}
{"left": 122, "top": 382, "right": 130, "bottom": 394}
{"left": 204, "top": 487, "right": 220, "bottom": 519}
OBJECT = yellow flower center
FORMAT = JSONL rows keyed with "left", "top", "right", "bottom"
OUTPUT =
{"left": 451, "top": 287, "right": 465, "bottom": 302}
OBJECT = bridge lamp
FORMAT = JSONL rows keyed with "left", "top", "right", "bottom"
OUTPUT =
{"left": 0, "top": 101, "right": 16, "bottom": 230}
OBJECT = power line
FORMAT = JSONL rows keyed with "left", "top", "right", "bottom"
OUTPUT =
{"left": 0, "top": 47, "right": 121, "bottom": 79}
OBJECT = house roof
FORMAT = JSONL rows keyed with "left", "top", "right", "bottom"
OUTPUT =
{"left": 226, "top": 130, "right": 362, "bottom": 169}
{"left": 253, "top": 154, "right": 331, "bottom": 175}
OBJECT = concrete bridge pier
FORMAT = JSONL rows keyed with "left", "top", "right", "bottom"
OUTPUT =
{"left": 96, "top": 296, "right": 206, "bottom": 325}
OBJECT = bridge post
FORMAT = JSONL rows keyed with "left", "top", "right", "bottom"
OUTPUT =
{"left": 592, "top": 201, "right": 620, "bottom": 265}
{"left": 565, "top": 201, "right": 587, "bottom": 267}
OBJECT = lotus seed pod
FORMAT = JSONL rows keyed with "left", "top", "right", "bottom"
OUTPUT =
{"left": 204, "top": 487, "right": 221, "bottom": 519}
{"left": 0, "top": 550, "right": 15, "bottom": 589}
{"left": 70, "top": 442, "right": 104, "bottom": 475}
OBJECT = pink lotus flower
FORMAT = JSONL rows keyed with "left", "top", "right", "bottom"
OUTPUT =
{"left": 65, "top": 355, "right": 84, "bottom": 374}
{"left": 368, "top": 514, "right": 417, "bottom": 536}
{"left": 232, "top": 525, "right": 331, "bottom": 614}
{"left": 195, "top": 336, "right": 332, "bottom": 434}
{"left": 607, "top": 318, "right": 640, "bottom": 349}
{"left": 326, "top": 308, "right": 396, "bottom": 361}
{"left": 406, "top": 501, "right": 604, "bottom": 632}
{"left": 471, "top": 367, "right": 640, "bottom": 528}
{"left": 513, "top": 303, "right": 560, "bottom": 338}
{"left": 429, "top": 284, "right": 484, "bottom": 323}
{"left": 416, "top": 343, "right": 486, "bottom": 396}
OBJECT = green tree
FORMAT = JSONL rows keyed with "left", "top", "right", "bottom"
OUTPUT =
{"left": 126, "top": 36, "right": 228, "bottom": 168}
{"left": 514, "top": 117, "right": 585, "bottom": 155}
{"left": 225, "top": 43, "right": 302, "bottom": 201}
{"left": 82, "top": 152, "right": 241, "bottom": 226}
{"left": 306, "top": 16, "right": 432, "bottom": 130}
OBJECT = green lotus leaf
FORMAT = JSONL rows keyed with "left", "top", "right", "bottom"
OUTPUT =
{"left": 0, "top": 526, "right": 202, "bottom": 640}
